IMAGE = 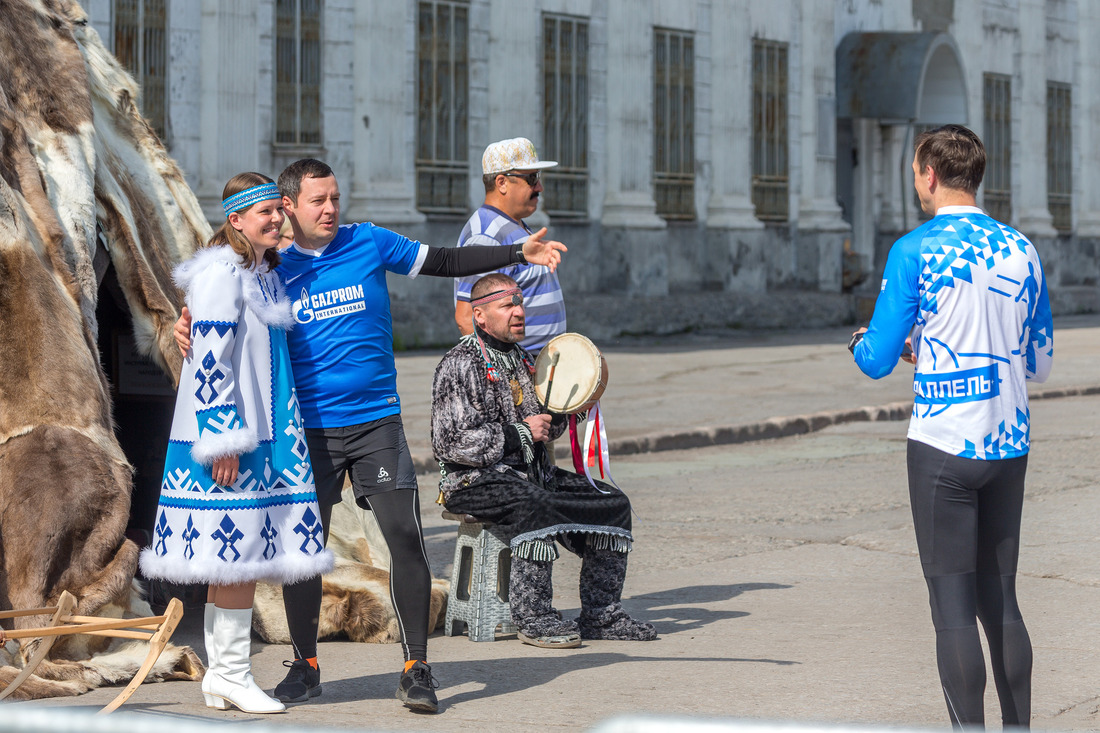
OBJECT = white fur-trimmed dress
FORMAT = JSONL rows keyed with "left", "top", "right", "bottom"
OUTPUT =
{"left": 140, "top": 246, "right": 333, "bottom": 584}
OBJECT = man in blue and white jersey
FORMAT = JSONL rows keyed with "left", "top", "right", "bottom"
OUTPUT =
{"left": 851, "top": 124, "right": 1053, "bottom": 729}
{"left": 453, "top": 138, "right": 568, "bottom": 354}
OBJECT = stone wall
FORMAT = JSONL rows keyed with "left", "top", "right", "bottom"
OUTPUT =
{"left": 386, "top": 218, "right": 854, "bottom": 348}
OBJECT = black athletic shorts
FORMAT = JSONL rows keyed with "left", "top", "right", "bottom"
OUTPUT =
{"left": 305, "top": 414, "right": 418, "bottom": 509}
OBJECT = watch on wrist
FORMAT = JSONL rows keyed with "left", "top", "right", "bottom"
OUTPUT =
{"left": 514, "top": 244, "right": 528, "bottom": 264}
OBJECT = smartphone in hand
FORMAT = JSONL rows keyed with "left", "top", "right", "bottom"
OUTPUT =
{"left": 847, "top": 331, "right": 864, "bottom": 354}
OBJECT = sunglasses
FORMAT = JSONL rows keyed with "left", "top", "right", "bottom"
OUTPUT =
{"left": 502, "top": 171, "right": 540, "bottom": 186}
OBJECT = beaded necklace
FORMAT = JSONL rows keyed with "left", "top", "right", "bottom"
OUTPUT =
{"left": 463, "top": 329, "right": 535, "bottom": 407}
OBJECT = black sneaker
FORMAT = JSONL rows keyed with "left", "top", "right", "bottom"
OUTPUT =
{"left": 273, "top": 659, "right": 322, "bottom": 703}
{"left": 395, "top": 661, "right": 439, "bottom": 713}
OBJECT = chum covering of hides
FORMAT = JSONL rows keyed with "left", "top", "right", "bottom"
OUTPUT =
{"left": 0, "top": 0, "right": 207, "bottom": 682}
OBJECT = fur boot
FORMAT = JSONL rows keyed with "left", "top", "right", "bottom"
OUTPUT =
{"left": 577, "top": 548, "right": 656, "bottom": 641}
{"left": 509, "top": 556, "right": 578, "bottom": 637}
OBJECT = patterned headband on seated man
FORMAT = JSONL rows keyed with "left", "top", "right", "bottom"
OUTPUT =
{"left": 470, "top": 286, "right": 523, "bottom": 307}
{"left": 222, "top": 183, "right": 281, "bottom": 217}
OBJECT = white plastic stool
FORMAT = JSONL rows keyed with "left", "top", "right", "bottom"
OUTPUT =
{"left": 442, "top": 511, "right": 517, "bottom": 642}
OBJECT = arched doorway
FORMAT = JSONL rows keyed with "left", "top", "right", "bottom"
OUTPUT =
{"left": 915, "top": 36, "right": 968, "bottom": 125}
{"left": 835, "top": 32, "right": 968, "bottom": 288}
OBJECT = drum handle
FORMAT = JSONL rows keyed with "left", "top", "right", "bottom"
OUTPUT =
{"left": 539, "top": 351, "right": 561, "bottom": 413}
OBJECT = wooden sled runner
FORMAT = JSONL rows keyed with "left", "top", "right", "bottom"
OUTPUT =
{"left": 0, "top": 591, "right": 185, "bottom": 713}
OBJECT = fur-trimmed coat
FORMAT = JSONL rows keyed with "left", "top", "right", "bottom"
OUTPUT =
{"left": 139, "top": 246, "right": 333, "bottom": 585}
{"left": 168, "top": 246, "right": 293, "bottom": 463}
{"left": 431, "top": 334, "right": 566, "bottom": 498}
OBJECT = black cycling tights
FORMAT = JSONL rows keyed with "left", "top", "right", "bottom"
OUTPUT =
{"left": 282, "top": 488, "right": 432, "bottom": 663}
{"left": 907, "top": 439, "right": 1032, "bottom": 729}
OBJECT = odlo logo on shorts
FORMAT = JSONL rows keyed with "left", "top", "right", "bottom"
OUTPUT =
{"left": 377, "top": 466, "right": 392, "bottom": 484}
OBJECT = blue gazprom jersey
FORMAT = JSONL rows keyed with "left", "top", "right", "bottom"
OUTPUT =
{"left": 277, "top": 223, "right": 427, "bottom": 428}
{"left": 454, "top": 205, "right": 567, "bottom": 353}
{"left": 855, "top": 206, "right": 1053, "bottom": 460}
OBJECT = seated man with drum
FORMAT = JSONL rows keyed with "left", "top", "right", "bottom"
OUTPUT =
{"left": 431, "top": 273, "right": 656, "bottom": 648}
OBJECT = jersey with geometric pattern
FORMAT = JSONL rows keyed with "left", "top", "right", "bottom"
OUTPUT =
{"left": 453, "top": 205, "right": 567, "bottom": 354}
{"left": 854, "top": 206, "right": 1054, "bottom": 460}
{"left": 139, "top": 246, "right": 333, "bottom": 585}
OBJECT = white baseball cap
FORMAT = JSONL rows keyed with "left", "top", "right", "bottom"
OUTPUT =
{"left": 482, "top": 137, "right": 558, "bottom": 175}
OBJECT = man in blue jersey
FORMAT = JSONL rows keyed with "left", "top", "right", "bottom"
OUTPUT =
{"left": 176, "top": 159, "right": 565, "bottom": 713}
{"left": 850, "top": 125, "right": 1053, "bottom": 729}
{"left": 453, "top": 138, "right": 567, "bottom": 354}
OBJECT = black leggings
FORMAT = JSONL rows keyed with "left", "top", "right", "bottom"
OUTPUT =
{"left": 907, "top": 439, "right": 1032, "bottom": 729}
{"left": 282, "top": 489, "right": 432, "bottom": 663}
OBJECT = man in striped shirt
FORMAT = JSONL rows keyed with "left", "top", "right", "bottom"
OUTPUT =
{"left": 454, "top": 138, "right": 567, "bottom": 354}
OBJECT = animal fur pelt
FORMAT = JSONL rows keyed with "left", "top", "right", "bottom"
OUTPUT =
{"left": 0, "top": 0, "right": 205, "bottom": 663}
{"left": 0, "top": 583, "right": 203, "bottom": 701}
{"left": 252, "top": 491, "right": 450, "bottom": 644}
{"left": 0, "top": 640, "right": 202, "bottom": 701}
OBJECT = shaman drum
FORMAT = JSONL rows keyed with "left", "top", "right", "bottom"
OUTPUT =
{"left": 533, "top": 333, "right": 609, "bottom": 414}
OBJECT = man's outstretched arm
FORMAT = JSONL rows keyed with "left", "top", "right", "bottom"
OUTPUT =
{"left": 419, "top": 228, "right": 565, "bottom": 278}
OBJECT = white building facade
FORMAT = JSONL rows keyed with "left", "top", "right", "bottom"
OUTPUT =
{"left": 81, "top": 0, "right": 1100, "bottom": 343}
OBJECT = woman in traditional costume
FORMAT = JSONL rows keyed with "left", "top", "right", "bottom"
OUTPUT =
{"left": 140, "top": 173, "right": 332, "bottom": 714}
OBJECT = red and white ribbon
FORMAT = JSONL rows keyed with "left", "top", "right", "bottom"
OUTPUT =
{"left": 568, "top": 400, "right": 619, "bottom": 493}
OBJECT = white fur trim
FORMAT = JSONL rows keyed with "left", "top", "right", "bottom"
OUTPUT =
{"left": 240, "top": 270, "right": 295, "bottom": 329}
{"left": 190, "top": 426, "right": 259, "bottom": 466}
{"left": 172, "top": 245, "right": 239, "bottom": 292}
{"left": 174, "top": 246, "right": 294, "bottom": 329}
{"left": 140, "top": 548, "right": 334, "bottom": 586}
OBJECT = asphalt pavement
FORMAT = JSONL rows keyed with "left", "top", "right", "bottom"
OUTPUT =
{"left": 22, "top": 314, "right": 1100, "bottom": 731}
{"left": 394, "top": 314, "right": 1100, "bottom": 469}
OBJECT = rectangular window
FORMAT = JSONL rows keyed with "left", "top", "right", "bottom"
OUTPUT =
{"left": 275, "top": 0, "right": 322, "bottom": 147}
{"left": 983, "top": 74, "right": 1012, "bottom": 223}
{"left": 416, "top": 0, "right": 470, "bottom": 216}
{"left": 542, "top": 14, "right": 589, "bottom": 219}
{"left": 653, "top": 28, "right": 695, "bottom": 220}
{"left": 114, "top": 0, "right": 168, "bottom": 141}
{"left": 752, "top": 39, "right": 789, "bottom": 222}
{"left": 1047, "top": 82, "right": 1072, "bottom": 232}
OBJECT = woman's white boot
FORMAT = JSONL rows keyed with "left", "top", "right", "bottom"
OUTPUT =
{"left": 201, "top": 603, "right": 227, "bottom": 709}
{"left": 205, "top": 606, "right": 285, "bottom": 714}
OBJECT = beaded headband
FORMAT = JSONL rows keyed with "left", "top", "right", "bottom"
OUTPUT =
{"left": 470, "top": 287, "right": 523, "bottom": 308}
{"left": 222, "top": 183, "right": 281, "bottom": 217}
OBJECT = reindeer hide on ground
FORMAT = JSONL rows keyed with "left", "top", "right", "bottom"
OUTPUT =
{"left": 252, "top": 490, "right": 450, "bottom": 644}
{"left": 0, "top": 583, "right": 203, "bottom": 700}
{"left": 0, "top": 0, "right": 207, "bottom": 694}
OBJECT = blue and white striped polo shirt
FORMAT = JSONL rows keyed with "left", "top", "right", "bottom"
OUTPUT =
{"left": 454, "top": 205, "right": 567, "bottom": 353}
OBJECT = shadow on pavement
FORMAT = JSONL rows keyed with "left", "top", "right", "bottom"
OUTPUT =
{"left": 319, "top": 650, "right": 800, "bottom": 710}
{"left": 626, "top": 582, "right": 792, "bottom": 635}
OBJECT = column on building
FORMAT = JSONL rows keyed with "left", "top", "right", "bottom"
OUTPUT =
{"left": 1075, "top": 1, "right": 1100, "bottom": 236}
{"left": 85, "top": 0, "right": 113, "bottom": 42}
{"left": 167, "top": 1, "right": 202, "bottom": 184}
{"left": 483, "top": 0, "right": 545, "bottom": 225}
{"left": 794, "top": 0, "right": 848, "bottom": 292}
{"left": 196, "top": 0, "right": 262, "bottom": 220}
{"left": 876, "top": 124, "right": 909, "bottom": 233}
{"left": 485, "top": 0, "right": 537, "bottom": 144}
{"left": 1013, "top": 0, "right": 1056, "bottom": 237}
{"left": 344, "top": 1, "right": 424, "bottom": 225}
{"left": 795, "top": 3, "right": 846, "bottom": 232}
{"left": 705, "top": 0, "right": 760, "bottom": 230}
{"left": 849, "top": 119, "right": 880, "bottom": 269}
{"left": 600, "top": 0, "right": 664, "bottom": 230}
